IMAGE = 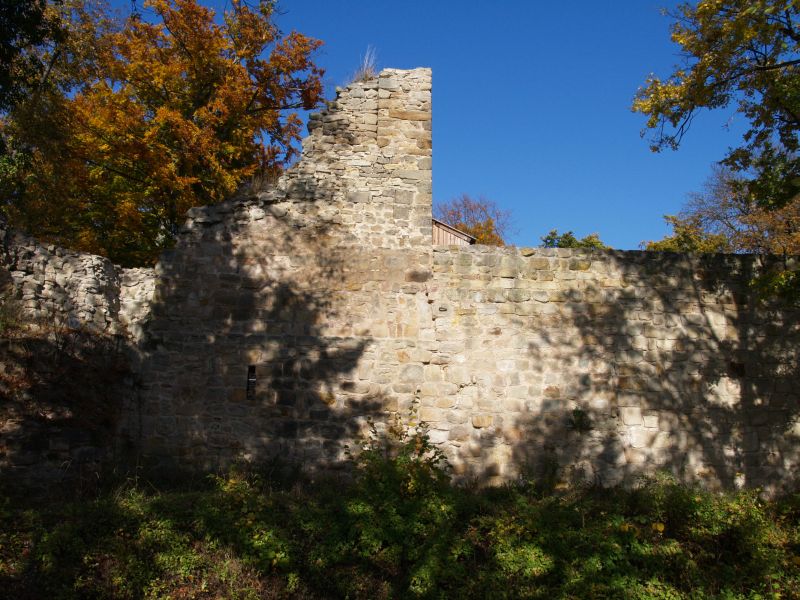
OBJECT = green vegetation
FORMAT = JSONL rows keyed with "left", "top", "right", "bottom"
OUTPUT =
{"left": 634, "top": 1, "right": 800, "bottom": 297}
{"left": 633, "top": 0, "right": 800, "bottom": 210}
{"left": 644, "top": 215, "right": 733, "bottom": 254}
{"left": 540, "top": 229, "right": 611, "bottom": 250}
{"left": 2, "top": 428, "right": 799, "bottom": 599}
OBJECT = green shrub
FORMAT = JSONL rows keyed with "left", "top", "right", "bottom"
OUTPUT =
{"left": 1, "top": 442, "right": 799, "bottom": 599}
{"left": 340, "top": 421, "right": 465, "bottom": 596}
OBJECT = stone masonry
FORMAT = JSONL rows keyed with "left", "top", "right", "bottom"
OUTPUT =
{"left": 2, "top": 68, "right": 799, "bottom": 494}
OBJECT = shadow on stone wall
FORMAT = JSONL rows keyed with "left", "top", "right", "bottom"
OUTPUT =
{"left": 0, "top": 323, "right": 128, "bottom": 490}
{"left": 499, "top": 252, "right": 800, "bottom": 494}
{"left": 129, "top": 177, "right": 385, "bottom": 476}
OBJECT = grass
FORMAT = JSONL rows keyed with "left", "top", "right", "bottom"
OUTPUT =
{"left": 1, "top": 429, "right": 799, "bottom": 598}
{"left": 347, "top": 45, "right": 378, "bottom": 84}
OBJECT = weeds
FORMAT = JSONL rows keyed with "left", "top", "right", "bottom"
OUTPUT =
{"left": 1, "top": 426, "right": 799, "bottom": 598}
{"left": 347, "top": 45, "right": 378, "bottom": 84}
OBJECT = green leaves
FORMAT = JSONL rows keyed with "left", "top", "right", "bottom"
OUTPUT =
{"left": 3, "top": 466, "right": 800, "bottom": 598}
{"left": 540, "top": 229, "right": 610, "bottom": 249}
{"left": 634, "top": 1, "right": 800, "bottom": 167}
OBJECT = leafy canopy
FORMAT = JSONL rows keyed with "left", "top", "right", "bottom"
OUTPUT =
{"left": 643, "top": 215, "right": 733, "bottom": 253}
{"left": 633, "top": 0, "right": 800, "bottom": 207}
{"left": 0, "top": 0, "right": 63, "bottom": 112}
{"left": 1, "top": 0, "right": 323, "bottom": 266}
{"left": 433, "top": 194, "right": 512, "bottom": 246}
{"left": 540, "top": 229, "right": 610, "bottom": 250}
{"left": 645, "top": 164, "right": 800, "bottom": 255}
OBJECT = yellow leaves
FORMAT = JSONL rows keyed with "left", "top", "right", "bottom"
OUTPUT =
{"left": 117, "top": 199, "right": 144, "bottom": 230}
{"left": 651, "top": 522, "right": 666, "bottom": 534}
{"left": 225, "top": 0, "right": 278, "bottom": 61}
{"left": 635, "top": 0, "right": 800, "bottom": 155}
{"left": 619, "top": 522, "right": 638, "bottom": 535}
{"left": 644, "top": 214, "right": 733, "bottom": 253}
{"left": 619, "top": 521, "right": 665, "bottom": 537}
{"left": 5, "top": 0, "right": 323, "bottom": 266}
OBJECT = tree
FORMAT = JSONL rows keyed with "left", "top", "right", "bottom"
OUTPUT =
{"left": 0, "top": 0, "right": 62, "bottom": 112}
{"left": 643, "top": 215, "right": 733, "bottom": 253}
{"left": 540, "top": 229, "right": 610, "bottom": 249}
{"left": 1, "top": 0, "right": 323, "bottom": 266}
{"left": 433, "top": 194, "right": 512, "bottom": 246}
{"left": 644, "top": 164, "right": 800, "bottom": 255}
{"left": 633, "top": 1, "right": 800, "bottom": 208}
{"left": 680, "top": 164, "right": 757, "bottom": 245}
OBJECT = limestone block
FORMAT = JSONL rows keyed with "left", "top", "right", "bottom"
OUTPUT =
{"left": 472, "top": 414, "right": 493, "bottom": 428}
{"left": 388, "top": 109, "right": 430, "bottom": 121}
{"left": 427, "top": 429, "right": 449, "bottom": 444}
{"left": 642, "top": 413, "right": 659, "bottom": 429}
{"left": 448, "top": 425, "right": 470, "bottom": 441}
{"left": 629, "top": 427, "right": 658, "bottom": 449}
{"left": 506, "top": 289, "right": 530, "bottom": 302}
{"left": 445, "top": 365, "right": 470, "bottom": 385}
{"left": 404, "top": 268, "right": 431, "bottom": 282}
{"left": 420, "top": 407, "right": 442, "bottom": 423}
{"left": 620, "top": 406, "right": 643, "bottom": 426}
{"left": 543, "top": 385, "right": 561, "bottom": 399}
{"left": 423, "top": 365, "right": 443, "bottom": 382}
{"left": 400, "top": 364, "right": 424, "bottom": 383}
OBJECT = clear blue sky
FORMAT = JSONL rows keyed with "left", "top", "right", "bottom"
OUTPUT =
{"left": 116, "top": 0, "right": 749, "bottom": 249}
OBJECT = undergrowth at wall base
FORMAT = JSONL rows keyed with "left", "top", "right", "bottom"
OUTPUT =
{"left": 1, "top": 428, "right": 799, "bottom": 599}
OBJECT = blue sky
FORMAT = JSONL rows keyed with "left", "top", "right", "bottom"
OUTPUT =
{"left": 116, "top": 1, "right": 749, "bottom": 249}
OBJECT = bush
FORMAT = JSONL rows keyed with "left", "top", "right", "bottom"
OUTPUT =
{"left": 1, "top": 434, "right": 799, "bottom": 599}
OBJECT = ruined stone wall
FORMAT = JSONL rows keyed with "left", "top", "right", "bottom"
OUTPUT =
{"left": 0, "top": 221, "right": 154, "bottom": 485}
{"left": 2, "top": 68, "right": 799, "bottom": 494}
{"left": 0, "top": 223, "right": 154, "bottom": 336}
{"left": 125, "top": 68, "right": 435, "bottom": 470}
{"left": 424, "top": 246, "right": 800, "bottom": 493}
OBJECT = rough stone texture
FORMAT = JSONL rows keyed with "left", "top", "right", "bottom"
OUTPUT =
{"left": 0, "top": 220, "right": 152, "bottom": 485}
{"left": 126, "top": 68, "right": 435, "bottom": 472}
{"left": 2, "top": 68, "right": 799, "bottom": 495}
{"left": 426, "top": 245, "right": 800, "bottom": 492}
{"left": 0, "top": 222, "right": 155, "bottom": 338}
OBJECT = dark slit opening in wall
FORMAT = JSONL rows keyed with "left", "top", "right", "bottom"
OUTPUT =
{"left": 246, "top": 365, "right": 256, "bottom": 400}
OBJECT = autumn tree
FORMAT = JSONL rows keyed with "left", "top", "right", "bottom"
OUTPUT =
{"left": 643, "top": 215, "right": 733, "bottom": 253}
{"left": 540, "top": 229, "right": 610, "bottom": 249}
{"left": 633, "top": 0, "right": 800, "bottom": 209}
{"left": 678, "top": 163, "right": 800, "bottom": 253}
{"left": 0, "top": 0, "right": 63, "bottom": 112}
{"left": 433, "top": 194, "right": 512, "bottom": 246}
{"left": 645, "top": 164, "right": 800, "bottom": 254}
{"left": 1, "top": 0, "right": 323, "bottom": 266}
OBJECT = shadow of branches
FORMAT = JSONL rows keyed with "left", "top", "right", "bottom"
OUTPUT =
{"left": 0, "top": 320, "right": 128, "bottom": 490}
{"left": 127, "top": 171, "right": 387, "bottom": 477}
{"left": 502, "top": 250, "right": 800, "bottom": 494}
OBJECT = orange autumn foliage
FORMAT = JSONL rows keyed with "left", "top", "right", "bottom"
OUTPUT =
{"left": 433, "top": 194, "right": 512, "bottom": 246}
{"left": 736, "top": 197, "right": 800, "bottom": 256}
{"left": 3, "top": 0, "right": 323, "bottom": 266}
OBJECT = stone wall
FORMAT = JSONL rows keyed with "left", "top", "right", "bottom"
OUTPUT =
{"left": 2, "top": 68, "right": 799, "bottom": 494}
{"left": 125, "top": 68, "right": 435, "bottom": 470}
{"left": 425, "top": 246, "right": 800, "bottom": 492}
{"left": 0, "top": 221, "right": 153, "bottom": 485}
